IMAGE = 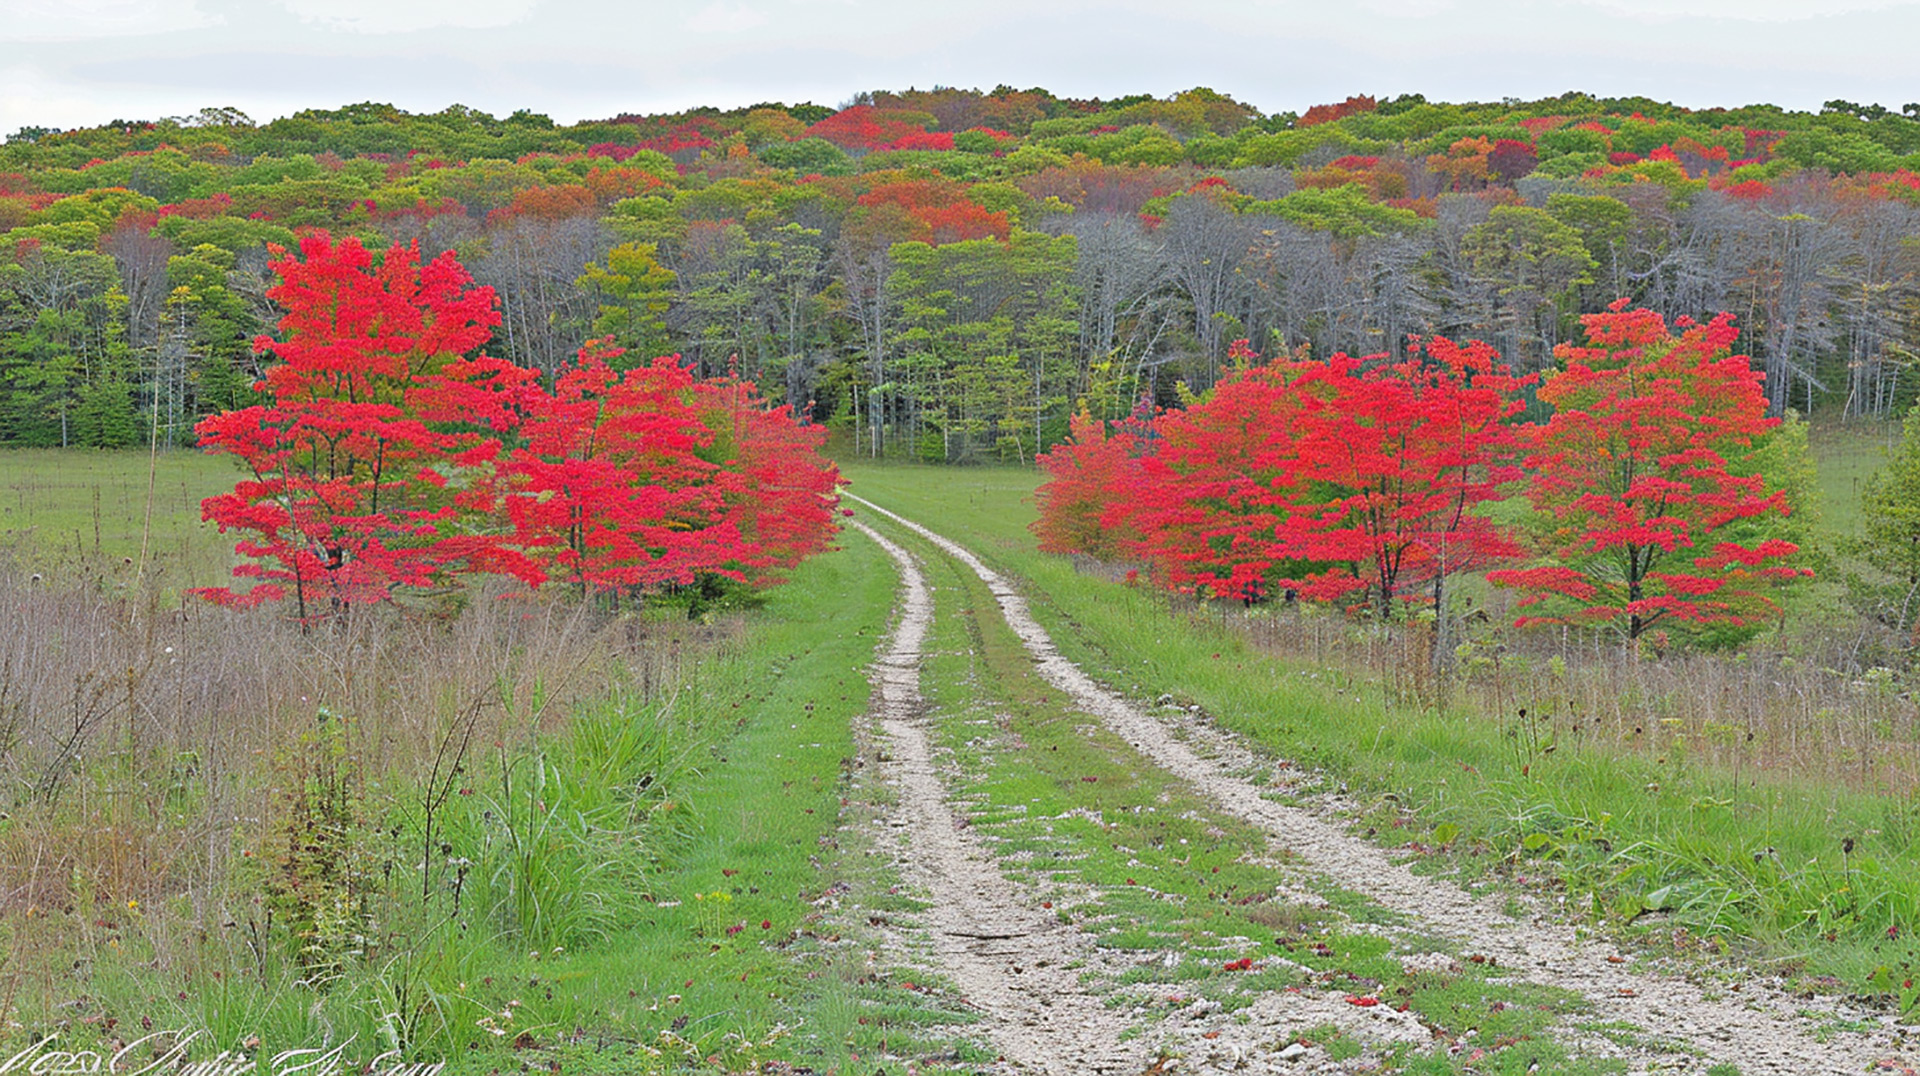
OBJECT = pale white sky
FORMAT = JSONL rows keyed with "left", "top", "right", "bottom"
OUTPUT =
{"left": 2, "top": 0, "right": 1916, "bottom": 133}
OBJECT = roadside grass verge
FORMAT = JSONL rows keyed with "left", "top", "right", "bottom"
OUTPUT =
{"left": 880, "top": 509, "right": 1613, "bottom": 1072}
{"left": 842, "top": 462, "right": 1920, "bottom": 1009}
{"left": 487, "top": 531, "right": 981, "bottom": 1074}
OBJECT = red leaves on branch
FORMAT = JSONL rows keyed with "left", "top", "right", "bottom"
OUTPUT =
{"left": 1485, "top": 302, "right": 1805, "bottom": 639}
{"left": 807, "top": 106, "right": 939, "bottom": 153}
{"left": 1297, "top": 95, "right": 1377, "bottom": 128}
{"left": 586, "top": 127, "right": 713, "bottom": 160}
{"left": 856, "top": 180, "right": 1011, "bottom": 244}
{"left": 195, "top": 232, "right": 543, "bottom": 616}
{"left": 883, "top": 130, "right": 955, "bottom": 152}
{"left": 1262, "top": 336, "right": 1529, "bottom": 613}
{"left": 194, "top": 232, "right": 837, "bottom": 618}
{"left": 1487, "top": 139, "right": 1539, "bottom": 182}
{"left": 689, "top": 374, "right": 841, "bottom": 583}
{"left": 503, "top": 341, "right": 743, "bottom": 592}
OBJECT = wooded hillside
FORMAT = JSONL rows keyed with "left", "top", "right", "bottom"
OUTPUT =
{"left": 5, "top": 87, "right": 1919, "bottom": 458}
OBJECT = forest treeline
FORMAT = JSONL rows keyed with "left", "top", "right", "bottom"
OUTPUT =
{"left": 5, "top": 86, "right": 1920, "bottom": 458}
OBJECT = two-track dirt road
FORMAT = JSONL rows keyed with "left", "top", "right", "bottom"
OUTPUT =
{"left": 847, "top": 495, "right": 1913, "bottom": 1075}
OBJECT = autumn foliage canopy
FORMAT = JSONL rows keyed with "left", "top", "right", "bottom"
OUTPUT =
{"left": 195, "top": 232, "right": 838, "bottom": 617}
{"left": 1485, "top": 302, "right": 1808, "bottom": 638}
{"left": 1034, "top": 305, "right": 1806, "bottom": 640}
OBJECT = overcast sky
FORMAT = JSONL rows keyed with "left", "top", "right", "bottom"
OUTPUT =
{"left": 3, "top": 0, "right": 1917, "bottom": 133}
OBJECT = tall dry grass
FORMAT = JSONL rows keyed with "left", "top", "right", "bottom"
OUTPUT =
{"left": 1065, "top": 554, "right": 1920, "bottom": 795}
{"left": 1212, "top": 591, "right": 1920, "bottom": 795}
{"left": 0, "top": 558, "right": 733, "bottom": 1003}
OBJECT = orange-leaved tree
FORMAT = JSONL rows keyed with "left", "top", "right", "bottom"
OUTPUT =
{"left": 1030, "top": 400, "right": 1152, "bottom": 561}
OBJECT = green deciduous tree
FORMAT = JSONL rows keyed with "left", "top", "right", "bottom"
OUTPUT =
{"left": 1463, "top": 205, "right": 1597, "bottom": 369}
{"left": 578, "top": 241, "right": 677, "bottom": 363}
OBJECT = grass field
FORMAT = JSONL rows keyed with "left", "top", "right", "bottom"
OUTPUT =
{"left": 3, "top": 430, "right": 1919, "bottom": 1068}
{"left": 1809, "top": 419, "right": 1902, "bottom": 537}
{"left": 0, "top": 447, "right": 239, "bottom": 588}
{"left": 0, "top": 448, "right": 988, "bottom": 1073}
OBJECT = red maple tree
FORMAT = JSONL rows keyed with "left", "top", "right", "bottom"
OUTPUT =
{"left": 197, "top": 234, "right": 840, "bottom": 616}
{"left": 1031, "top": 402, "right": 1152, "bottom": 561}
{"left": 1265, "top": 335, "right": 1529, "bottom": 615}
{"left": 1123, "top": 350, "right": 1316, "bottom": 601}
{"left": 1115, "top": 338, "right": 1527, "bottom": 614}
{"left": 195, "top": 232, "right": 543, "bottom": 616}
{"left": 502, "top": 341, "right": 746, "bottom": 593}
{"left": 689, "top": 374, "right": 842, "bottom": 585}
{"left": 1487, "top": 302, "right": 1809, "bottom": 639}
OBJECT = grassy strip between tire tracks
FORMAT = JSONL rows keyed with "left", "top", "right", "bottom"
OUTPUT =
{"left": 841, "top": 461, "right": 1920, "bottom": 1010}
{"left": 876, "top": 505, "right": 1617, "bottom": 1074}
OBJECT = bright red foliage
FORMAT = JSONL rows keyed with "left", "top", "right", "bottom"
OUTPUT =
{"left": 856, "top": 180, "right": 1011, "bottom": 243}
{"left": 689, "top": 374, "right": 842, "bottom": 583}
{"left": 1297, "top": 95, "right": 1377, "bottom": 128}
{"left": 1486, "top": 302, "right": 1807, "bottom": 639}
{"left": 195, "top": 232, "right": 839, "bottom": 618}
{"left": 1031, "top": 404, "right": 1151, "bottom": 560}
{"left": 587, "top": 127, "right": 714, "bottom": 160}
{"left": 1120, "top": 338, "right": 1529, "bottom": 613}
{"left": 1037, "top": 338, "right": 1529, "bottom": 615}
{"left": 194, "top": 232, "right": 544, "bottom": 616}
{"left": 502, "top": 341, "right": 746, "bottom": 592}
{"left": 807, "top": 106, "right": 938, "bottom": 152}
{"left": 883, "top": 130, "right": 955, "bottom": 152}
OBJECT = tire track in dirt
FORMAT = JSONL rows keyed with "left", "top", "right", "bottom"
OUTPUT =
{"left": 847, "top": 494, "right": 1913, "bottom": 1076}
{"left": 850, "top": 520, "right": 1147, "bottom": 1074}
